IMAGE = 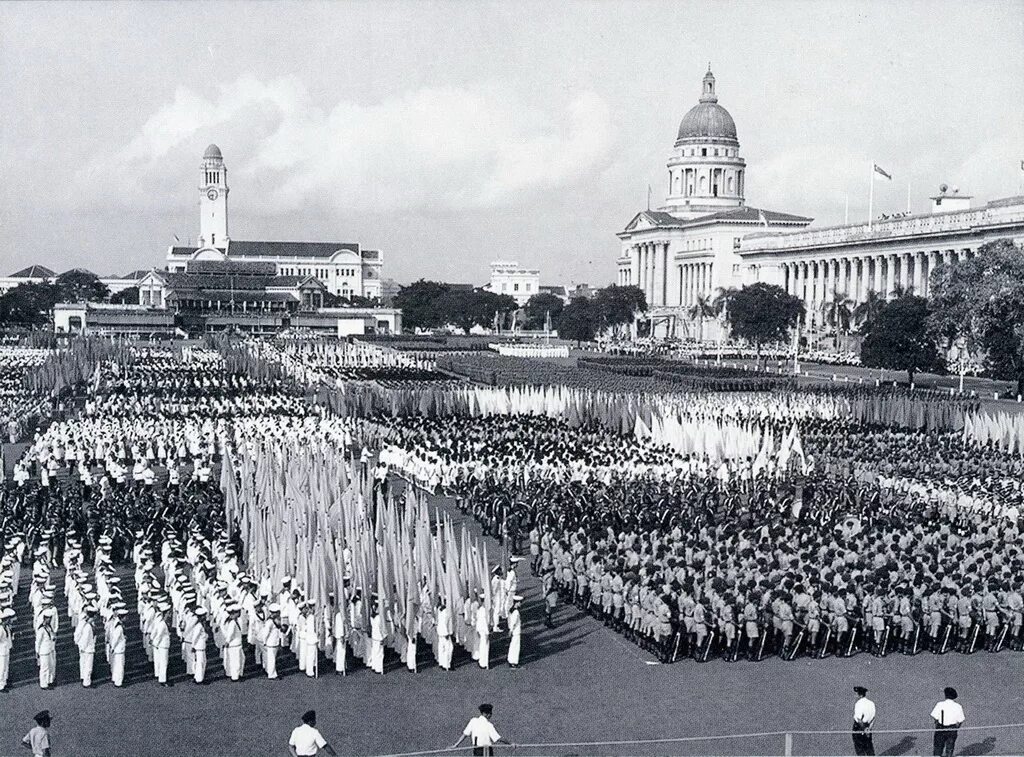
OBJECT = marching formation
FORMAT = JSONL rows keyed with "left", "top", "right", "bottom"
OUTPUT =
{"left": 1, "top": 335, "right": 1023, "bottom": 695}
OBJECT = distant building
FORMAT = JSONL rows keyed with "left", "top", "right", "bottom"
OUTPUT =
{"left": 740, "top": 192, "right": 1024, "bottom": 329}
{"left": 379, "top": 278, "right": 402, "bottom": 306}
{"left": 165, "top": 145, "right": 383, "bottom": 300}
{"left": 121, "top": 258, "right": 400, "bottom": 336}
{"left": 0, "top": 265, "right": 56, "bottom": 295}
{"left": 53, "top": 303, "right": 176, "bottom": 337}
{"left": 0, "top": 265, "right": 144, "bottom": 296}
{"left": 484, "top": 261, "right": 540, "bottom": 306}
{"left": 617, "top": 66, "right": 1024, "bottom": 337}
{"left": 538, "top": 285, "right": 569, "bottom": 303}
{"left": 567, "top": 283, "right": 598, "bottom": 300}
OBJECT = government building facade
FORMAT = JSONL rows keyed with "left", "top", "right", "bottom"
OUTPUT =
{"left": 618, "top": 68, "right": 1024, "bottom": 337}
{"left": 165, "top": 144, "right": 383, "bottom": 301}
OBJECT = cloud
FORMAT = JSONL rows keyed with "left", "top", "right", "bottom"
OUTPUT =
{"left": 72, "top": 76, "right": 614, "bottom": 214}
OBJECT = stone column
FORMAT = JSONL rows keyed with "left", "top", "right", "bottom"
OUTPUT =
{"left": 653, "top": 245, "right": 660, "bottom": 304}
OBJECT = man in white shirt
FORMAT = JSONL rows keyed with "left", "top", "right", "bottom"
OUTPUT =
{"left": 452, "top": 704, "right": 512, "bottom": 756}
{"left": 851, "top": 686, "right": 876, "bottom": 755}
{"left": 930, "top": 687, "right": 965, "bottom": 757}
{"left": 288, "top": 710, "right": 337, "bottom": 757}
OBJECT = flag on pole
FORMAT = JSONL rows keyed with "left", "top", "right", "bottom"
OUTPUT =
{"left": 872, "top": 163, "right": 892, "bottom": 180}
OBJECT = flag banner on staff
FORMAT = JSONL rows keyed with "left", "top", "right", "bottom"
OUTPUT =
{"left": 873, "top": 163, "right": 892, "bottom": 180}
{"left": 222, "top": 440, "right": 501, "bottom": 669}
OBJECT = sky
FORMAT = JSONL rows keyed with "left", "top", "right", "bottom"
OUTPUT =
{"left": 1, "top": 0, "right": 1022, "bottom": 287}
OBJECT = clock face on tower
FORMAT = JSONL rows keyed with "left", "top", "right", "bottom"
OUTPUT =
{"left": 207, "top": 189, "right": 219, "bottom": 200}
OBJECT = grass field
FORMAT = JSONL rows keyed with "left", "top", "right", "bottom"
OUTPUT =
{"left": 2, "top": 491, "right": 1023, "bottom": 757}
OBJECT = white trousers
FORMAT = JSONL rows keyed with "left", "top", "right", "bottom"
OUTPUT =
{"left": 39, "top": 651, "right": 56, "bottom": 688}
{"left": 437, "top": 636, "right": 453, "bottom": 670}
{"left": 225, "top": 646, "right": 243, "bottom": 680}
{"left": 369, "top": 639, "right": 384, "bottom": 674}
{"left": 110, "top": 652, "right": 125, "bottom": 686}
{"left": 193, "top": 650, "right": 206, "bottom": 683}
{"left": 301, "top": 640, "right": 316, "bottom": 676}
{"left": 334, "top": 640, "right": 346, "bottom": 673}
{"left": 508, "top": 631, "right": 521, "bottom": 666}
{"left": 154, "top": 647, "right": 169, "bottom": 682}
{"left": 0, "top": 648, "right": 9, "bottom": 689}
{"left": 264, "top": 647, "right": 278, "bottom": 678}
{"left": 79, "top": 650, "right": 94, "bottom": 686}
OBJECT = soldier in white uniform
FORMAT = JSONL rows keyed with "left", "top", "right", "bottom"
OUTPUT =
{"left": 263, "top": 605, "right": 284, "bottom": 680}
{"left": 189, "top": 608, "right": 209, "bottom": 683}
{"left": 333, "top": 599, "right": 348, "bottom": 675}
{"left": 107, "top": 609, "right": 127, "bottom": 687}
{"left": 151, "top": 605, "right": 172, "bottom": 686}
{"left": 222, "top": 606, "right": 245, "bottom": 681}
{"left": 369, "top": 597, "right": 386, "bottom": 675}
{"left": 0, "top": 607, "right": 14, "bottom": 690}
{"left": 475, "top": 592, "right": 490, "bottom": 669}
{"left": 507, "top": 596, "right": 523, "bottom": 668}
{"left": 35, "top": 607, "right": 57, "bottom": 689}
{"left": 300, "top": 603, "right": 319, "bottom": 677}
{"left": 73, "top": 610, "right": 98, "bottom": 687}
{"left": 434, "top": 597, "right": 453, "bottom": 671}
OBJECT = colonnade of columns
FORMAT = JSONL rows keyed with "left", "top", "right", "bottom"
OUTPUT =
{"left": 631, "top": 241, "right": 672, "bottom": 307}
{"left": 678, "top": 261, "right": 713, "bottom": 307}
{"left": 630, "top": 242, "right": 717, "bottom": 310}
{"left": 781, "top": 247, "right": 974, "bottom": 327}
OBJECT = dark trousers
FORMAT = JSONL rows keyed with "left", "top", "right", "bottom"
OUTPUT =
{"left": 933, "top": 726, "right": 958, "bottom": 757}
{"left": 472, "top": 747, "right": 494, "bottom": 756}
{"left": 852, "top": 730, "right": 875, "bottom": 755}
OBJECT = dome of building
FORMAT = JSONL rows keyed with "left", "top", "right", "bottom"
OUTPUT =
{"left": 203, "top": 144, "right": 223, "bottom": 159}
{"left": 676, "top": 67, "right": 738, "bottom": 143}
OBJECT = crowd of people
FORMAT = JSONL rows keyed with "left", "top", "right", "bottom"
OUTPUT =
{"left": 0, "top": 342, "right": 528, "bottom": 690}
{"left": 1, "top": 334, "right": 1022, "bottom": 698}
{"left": 379, "top": 411, "right": 1024, "bottom": 662}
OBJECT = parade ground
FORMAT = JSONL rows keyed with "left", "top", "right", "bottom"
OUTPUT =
{"left": 2, "top": 488, "right": 1022, "bottom": 757}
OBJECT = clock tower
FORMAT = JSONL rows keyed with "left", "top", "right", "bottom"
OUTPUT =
{"left": 199, "top": 144, "right": 229, "bottom": 248}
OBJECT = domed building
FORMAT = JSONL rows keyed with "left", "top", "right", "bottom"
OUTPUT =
{"left": 617, "top": 67, "right": 812, "bottom": 337}
{"left": 618, "top": 68, "right": 1024, "bottom": 340}
{"left": 664, "top": 66, "right": 746, "bottom": 217}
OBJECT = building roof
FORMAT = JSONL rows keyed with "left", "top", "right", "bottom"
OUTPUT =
{"left": 227, "top": 240, "right": 360, "bottom": 259}
{"left": 168, "top": 240, "right": 372, "bottom": 260}
{"left": 203, "top": 144, "right": 223, "bottom": 160}
{"left": 624, "top": 206, "right": 812, "bottom": 233}
{"left": 677, "top": 69, "right": 737, "bottom": 143}
{"left": 121, "top": 269, "right": 152, "bottom": 280}
{"left": 9, "top": 265, "right": 55, "bottom": 278}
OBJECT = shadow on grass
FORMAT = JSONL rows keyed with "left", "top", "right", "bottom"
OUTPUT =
{"left": 959, "top": 736, "right": 998, "bottom": 756}
{"left": 879, "top": 735, "right": 916, "bottom": 755}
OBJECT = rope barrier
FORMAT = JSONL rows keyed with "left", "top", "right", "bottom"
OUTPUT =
{"left": 370, "top": 721, "right": 1024, "bottom": 757}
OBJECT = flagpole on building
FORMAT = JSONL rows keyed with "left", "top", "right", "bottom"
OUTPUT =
{"left": 907, "top": 181, "right": 911, "bottom": 214}
{"left": 844, "top": 195, "right": 849, "bottom": 225}
{"left": 868, "top": 162, "right": 875, "bottom": 232}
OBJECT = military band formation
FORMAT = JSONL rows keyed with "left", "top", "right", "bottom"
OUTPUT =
{"left": 1, "top": 337, "right": 1022, "bottom": 695}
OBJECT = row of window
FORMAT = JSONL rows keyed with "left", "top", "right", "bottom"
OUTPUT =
{"left": 684, "top": 147, "right": 736, "bottom": 158}
{"left": 670, "top": 169, "right": 744, "bottom": 198}
{"left": 204, "top": 171, "right": 221, "bottom": 185}
{"left": 279, "top": 266, "right": 360, "bottom": 279}
{"left": 499, "top": 282, "right": 533, "bottom": 293}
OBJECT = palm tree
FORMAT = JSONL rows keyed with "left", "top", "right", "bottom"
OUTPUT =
{"left": 687, "top": 294, "right": 718, "bottom": 342}
{"left": 889, "top": 282, "right": 913, "bottom": 298}
{"left": 853, "top": 289, "right": 885, "bottom": 331}
{"left": 820, "top": 288, "right": 854, "bottom": 350}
